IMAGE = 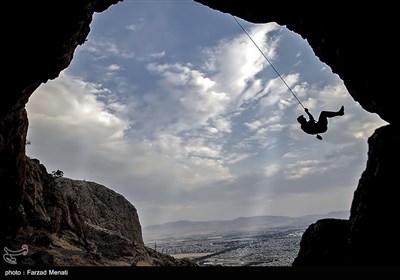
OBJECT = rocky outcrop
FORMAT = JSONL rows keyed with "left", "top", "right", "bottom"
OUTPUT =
{"left": 1, "top": 109, "right": 28, "bottom": 237}
{"left": 348, "top": 125, "right": 400, "bottom": 265}
{"left": 195, "top": 1, "right": 399, "bottom": 266}
{"left": 294, "top": 125, "right": 400, "bottom": 266}
{"left": 4, "top": 157, "right": 193, "bottom": 266}
{"left": 1, "top": 0, "right": 122, "bottom": 240}
{"left": 54, "top": 177, "right": 144, "bottom": 247}
{"left": 293, "top": 219, "right": 350, "bottom": 266}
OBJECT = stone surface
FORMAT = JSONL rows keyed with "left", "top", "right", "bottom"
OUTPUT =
{"left": 292, "top": 125, "right": 399, "bottom": 266}
{"left": 2, "top": 0, "right": 123, "bottom": 240}
{"left": 1, "top": 108, "right": 28, "bottom": 238}
{"left": 293, "top": 219, "right": 350, "bottom": 266}
{"left": 348, "top": 125, "right": 400, "bottom": 265}
{"left": 54, "top": 177, "right": 144, "bottom": 247}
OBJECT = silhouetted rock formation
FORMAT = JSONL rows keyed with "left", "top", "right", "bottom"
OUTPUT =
{"left": 1, "top": 0, "right": 398, "bottom": 267}
{"left": 294, "top": 126, "right": 400, "bottom": 266}
{"left": 2, "top": 0, "right": 123, "bottom": 240}
{"left": 195, "top": 1, "right": 399, "bottom": 266}
{"left": 348, "top": 125, "right": 400, "bottom": 265}
{"left": 293, "top": 219, "right": 350, "bottom": 266}
{"left": 6, "top": 157, "right": 193, "bottom": 266}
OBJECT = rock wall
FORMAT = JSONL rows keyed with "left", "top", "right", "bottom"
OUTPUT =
{"left": 1, "top": 109, "right": 28, "bottom": 237}
{"left": 348, "top": 125, "right": 400, "bottom": 265}
{"left": 293, "top": 219, "right": 350, "bottom": 266}
{"left": 54, "top": 178, "right": 144, "bottom": 247}
{"left": 1, "top": 0, "right": 121, "bottom": 239}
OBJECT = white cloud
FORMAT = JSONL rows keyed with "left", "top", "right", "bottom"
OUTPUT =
{"left": 245, "top": 115, "right": 281, "bottom": 132}
{"left": 184, "top": 138, "right": 222, "bottom": 159}
{"left": 245, "top": 120, "right": 263, "bottom": 131}
{"left": 144, "top": 62, "right": 231, "bottom": 133}
{"left": 26, "top": 72, "right": 130, "bottom": 175}
{"left": 27, "top": 72, "right": 234, "bottom": 203}
{"left": 126, "top": 24, "right": 138, "bottom": 31}
{"left": 284, "top": 160, "right": 326, "bottom": 179}
{"left": 264, "top": 163, "right": 280, "bottom": 177}
{"left": 28, "top": 73, "right": 122, "bottom": 129}
{"left": 108, "top": 102, "right": 127, "bottom": 113}
{"left": 106, "top": 64, "right": 121, "bottom": 71}
{"left": 259, "top": 74, "right": 300, "bottom": 108}
{"left": 282, "top": 151, "right": 305, "bottom": 159}
{"left": 81, "top": 39, "right": 135, "bottom": 59}
{"left": 213, "top": 117, "right": 232, "bottom": 133}
{"left": 150, "top": 51, "right": 166, "bottom": 59}
{"left": 202, "top": 23, "right": 280, "bottom": 102}
{"left": 205, "top": 126, "right": 219, "bottom": 134}
{"left": 226, "top": 153, "right": 252, "bottom": 164}
{"left": 126, "top": 20, "right": 144, "bottom": 32}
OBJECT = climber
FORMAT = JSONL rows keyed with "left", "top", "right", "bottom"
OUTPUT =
{"left": 297, "top": 106, "right": 344, "bottom": 140}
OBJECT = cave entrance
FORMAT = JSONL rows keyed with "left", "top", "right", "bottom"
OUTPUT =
{"left": 25, "top": 0, "right": 385, "bottom": 266}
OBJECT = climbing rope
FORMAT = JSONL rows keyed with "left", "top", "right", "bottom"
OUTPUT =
{"left": 232, "top": 15, "right": 305, "bottom": 110}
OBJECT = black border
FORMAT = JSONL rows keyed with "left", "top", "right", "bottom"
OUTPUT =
{"left": 2, "top": 266, "right": 400, "bottom": 280}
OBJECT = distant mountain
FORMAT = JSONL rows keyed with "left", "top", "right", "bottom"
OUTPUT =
{"left": 143, "top": 211, "right": 349, "bottom": 241}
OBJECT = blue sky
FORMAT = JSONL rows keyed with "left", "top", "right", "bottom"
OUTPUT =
{"left": 26, "top": 0, "right": 386, "bottom": 227}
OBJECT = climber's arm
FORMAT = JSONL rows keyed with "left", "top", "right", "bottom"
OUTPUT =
{"left": 304, "top": 108, "right": 315, "bottom": 122}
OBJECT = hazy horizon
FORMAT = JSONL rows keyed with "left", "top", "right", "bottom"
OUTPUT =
{"left": 143, "top": 209, "right": 350, "bottom": 227}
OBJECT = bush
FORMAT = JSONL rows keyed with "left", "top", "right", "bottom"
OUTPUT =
{"left": 51, "top": 170, "right": 64, "bottom": 178}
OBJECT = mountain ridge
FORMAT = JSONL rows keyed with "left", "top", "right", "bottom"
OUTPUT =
{"left": 143, "top": 211, "right": 349, "bottom": 241}
{"left": 146, "top": 211, "right": 349, "bottom": 227}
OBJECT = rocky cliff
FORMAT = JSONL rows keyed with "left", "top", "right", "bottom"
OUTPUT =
{"left": 4, "top": 157, "right": 193, "bottom": 266}
{"left": 2, "top": 0, "right": 123, "bottom": 240}
{"left": 195, "top": 1, "right": 399, "bottom": 265}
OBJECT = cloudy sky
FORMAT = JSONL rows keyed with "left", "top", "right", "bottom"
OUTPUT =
{"left": 26, "top": 1, "right": 386, "bottom": 228}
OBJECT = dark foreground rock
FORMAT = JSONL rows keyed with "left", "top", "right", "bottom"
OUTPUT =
{"left": 293, "top": 219, "right": 350, "bottom": 266}
{"left": 293, "top": 125, "right": 400, "bottom": 266}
